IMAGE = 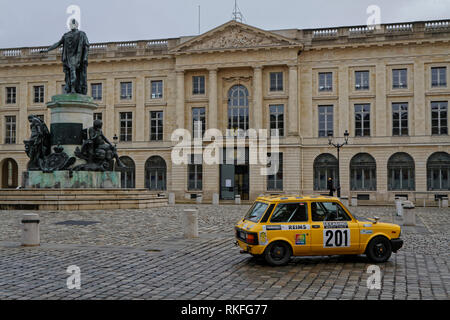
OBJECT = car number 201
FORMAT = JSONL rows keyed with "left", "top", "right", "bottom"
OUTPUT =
{"left": 323, "top": 229, "right": 350, "bottom": 247}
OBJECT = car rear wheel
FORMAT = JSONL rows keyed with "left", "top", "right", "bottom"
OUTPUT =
{"left": 366, "top": 236, "right": 392, "bottom": 263}
{"left": 264, "top": 241, "right": 292, "bottom": 266}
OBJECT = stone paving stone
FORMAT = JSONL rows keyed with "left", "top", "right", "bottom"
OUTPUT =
{"left": 0, "top": 205, "right": 449, "bottom": 300}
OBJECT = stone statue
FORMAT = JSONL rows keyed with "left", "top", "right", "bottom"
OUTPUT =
{"left": 74, "top": 120, "right": 125, "bottom": 171}
{"left": 41, "top": 18, "right": 89, "bottom": 94}
{"left": 24, "top": 115, "right": 51, "bottom": 170}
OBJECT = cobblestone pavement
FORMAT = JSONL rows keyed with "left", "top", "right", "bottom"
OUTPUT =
{"left": 0, "top": 205, "right": 448, "bottom": 300}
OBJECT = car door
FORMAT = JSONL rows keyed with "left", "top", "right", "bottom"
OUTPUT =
{"left": 309, "top": 201, "right": 360, "bottom": 255}
{"left": 267, "top": 202, "right": 311, "bottom": 255}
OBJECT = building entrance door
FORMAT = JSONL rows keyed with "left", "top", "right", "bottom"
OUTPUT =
{"left": 220, "top": 148, "right": 249, "bottom": 200}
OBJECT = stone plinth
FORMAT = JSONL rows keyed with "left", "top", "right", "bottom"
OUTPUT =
{"left": 46, "top": 94, "right": 98, "bottom": 165}
{"left": 23, "top": 170, "right": 120, "bottom": 189}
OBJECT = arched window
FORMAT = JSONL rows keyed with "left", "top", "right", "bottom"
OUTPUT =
{"left": 350, "top": 153, "right": 376, "bottom": 191}
{"left": 114, "top": 156, "right": 135, "bottom": 188}
{"left": 313, "top": 153, "right": 338, "bottom": 190}
{"left": 427, "top": 152, "right": 450, "bottom": 191}
{"left": 228, "top": 85, "right": 249, "bottom": 133}
{"left": 145, "top": 156, "right": 167, "bottom": 191}
{"left": 1, "top": 158, "right": 18, "bottom": 188}
{"left": 387, "top": 152, "right": 415, "bottom": 190}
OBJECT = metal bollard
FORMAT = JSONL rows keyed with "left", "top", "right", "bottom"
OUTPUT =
{"left": 351, "top": 196, "right": 357, "bottom": 207}
{"left": 21, "top": 213, "right": 40, "bottom": 247}
{"left": 183, "top": 209, "right": 198, "bottom": 238}
{"left": 442, "top": 197, "right": 449, "bottom": 208}
{"left": 235, "top": 195, "right": 241, "bottom": 205}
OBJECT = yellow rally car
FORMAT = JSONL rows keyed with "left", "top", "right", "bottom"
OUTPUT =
{"left": 235, "top": 195, "right": 403, "bottom": 266}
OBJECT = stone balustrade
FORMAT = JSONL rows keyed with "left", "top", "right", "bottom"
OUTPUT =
{"left": 0, "top": 19, "right": 449, "bottom": 61}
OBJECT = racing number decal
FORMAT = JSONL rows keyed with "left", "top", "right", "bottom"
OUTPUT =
{"left": 323, "top": 229, "right": 350, "bottom": 247}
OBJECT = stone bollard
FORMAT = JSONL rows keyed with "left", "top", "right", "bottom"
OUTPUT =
{"left": 235, "top": 195, "right": 241, "bottom": 205}
{"left": 340, "top": 196, "right": 349, "bottom": 207}
{"left": 168, "top": 192, "right": 175, "bottom": 205}
{"left": 351, "top": 196, "right": 357, "bottom": 207}
{"left": 21, "top": 213, "right": 40, "bottom": 247}
{"left": 212, "top": 193, "right": 219, "bottom": 205}
{"left": 403, "top": 207, "right": 416, "bottom": 226}
{"left": 196, "top": 195, "right": 202, "bottom": 204}
{"left": 183, "top": 209, "right": 198, "bottom": 238}
{"left": 395, "top": 198, "right": 404, "bottom": 217}
{"left": 442, "top": 197, "right": 448, "bottom": 208}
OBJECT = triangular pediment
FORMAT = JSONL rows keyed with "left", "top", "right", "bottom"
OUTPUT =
{"left": 170, "top": 20, "right": 301, "bottom": 54}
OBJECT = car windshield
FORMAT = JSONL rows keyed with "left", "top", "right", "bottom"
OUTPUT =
{"left": 244, "top": 202, "right": 269, "bottom": 223}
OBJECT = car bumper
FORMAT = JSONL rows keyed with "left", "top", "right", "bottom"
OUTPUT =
{"left": 391, "top": 238, "right": 403, "bottom": 252}
{"left": 235, "top": 239, "right": 265, "bottom": 255}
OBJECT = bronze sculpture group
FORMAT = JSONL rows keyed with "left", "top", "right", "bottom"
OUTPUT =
{"left": 24, "top": 19, "right": 124, "bottom": 172}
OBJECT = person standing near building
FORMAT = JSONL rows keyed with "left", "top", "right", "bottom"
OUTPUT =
{"left": 327, "top": 177, "right": 335, "bottom": 196}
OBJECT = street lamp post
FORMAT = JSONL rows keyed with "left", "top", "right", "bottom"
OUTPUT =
{"left": 328, "top": 130, "right": 349, "bottom": 198}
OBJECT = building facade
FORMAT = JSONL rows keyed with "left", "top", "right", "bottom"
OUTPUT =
{"left": 0, "top": 20, "right": 449, "bottom": 204}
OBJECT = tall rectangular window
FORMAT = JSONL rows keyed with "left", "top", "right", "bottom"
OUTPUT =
{"left": 392, "top": 102, "right": 409, "bottom": 136}
{"left": 192, "top": 76, "right": 205, "bottom": 95}
{"left": 355, "top": 71, "right": 369, "bottom": 90}
{"left": 192, "top": 107, "right": 206, "bottom": 139}
{"left": 34, "top": 85, "right": 45, "bottom": 103}
{"left": 318, "top": 72, "right": 333, "bottom": 92}
{"left": 269, "top": 104, "right": 284, "bottom": 137}
{"left": 431, "top": 101, "right": 448, "bottom": 135}
{"left": 188, "top": 154, "right": 203, "bottom": 190}
{"left": 150, "top": 111, "right": 163, "bottom": 141}
{"left": 119, "top": 112, "right": 132, "bottom": 142}
{"left": 5, "top": 116, "right": 16, "bottom": 144}
{"left": 318, "top": 105, "right": 333, "bottom": 137}
{"left": 91, "top": 83, "right": 102, "bottom": 100}
{"left": 151, "top": 80, "right": 163, "bottom": 99}
{"left": 392, "top": 69, "right": 407, "bottom": 89}
{"left": 354, "top": 104, "right": 370, "bottom": 137}
{"left": 269, "top": 72, "right": 283, "bottom": 91}
{"left": 267, "top": 153, "right": 283, "bottom": 191}
{"left": 6, "top": 87, "right": 16, "bottom": 104}
{"left": 431, "top": 67, "right": 447, "bottom": 87}
{"left": 120, "top": 82, "right": 132, "bottom": 100}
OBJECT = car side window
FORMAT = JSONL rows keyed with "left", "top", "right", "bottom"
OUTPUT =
{"left": 311, "top": 202, "right": 351, "bottom": 222}
{"left": 270, "top": 203, "right": 308, "bottom": 223}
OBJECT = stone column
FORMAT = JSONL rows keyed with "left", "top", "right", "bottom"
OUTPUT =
{"left": 375, "top": 62, "right": 387, "bottom": 137}
{"left": 208, "top": 68, "right": 218, "bottom": 130}
{"left": 105, "top": 78, "right": 115, "bottom": 138}
{"left": 288, "top": 64, "right": 299, "bottom": 135}
{"left": 413, "top": 60, "right": 425, "bottom": 136}
{"left": 176, "top": 70, "right": 185, "bottom": 129}
{"left": 18, "top": 81, "right": 28, "bottom": 144}
{"left": 135, "top": 76, "right": 145, "bottom": 141}
{"left": 253, "top": 66, "right": 263, "bottom": 130}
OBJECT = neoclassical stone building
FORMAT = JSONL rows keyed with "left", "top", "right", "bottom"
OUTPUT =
{"left": 0, "top": 20, "right": 449, "bottom": 204}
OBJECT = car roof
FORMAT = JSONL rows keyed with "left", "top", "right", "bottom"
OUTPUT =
{"left": 255, "top": 194, "right": 341, "bottom": 203}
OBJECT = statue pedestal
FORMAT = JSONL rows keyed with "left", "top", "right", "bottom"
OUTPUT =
{"left": 23, "top": 171, "right": 121, "bottom": 189}
{"left": 46, "top": 94, "right": 98, "bottom": 166}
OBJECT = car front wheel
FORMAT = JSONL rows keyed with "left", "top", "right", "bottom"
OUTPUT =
{"left": 264, "top": 241, "right": 292, "bottom": 266}
{"left": 366, "top": 236, "right": 392, "bottom": 263}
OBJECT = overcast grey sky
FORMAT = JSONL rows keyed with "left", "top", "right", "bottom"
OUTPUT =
{"left": 1, "top": 0, "right": 449, "bottom": 48}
